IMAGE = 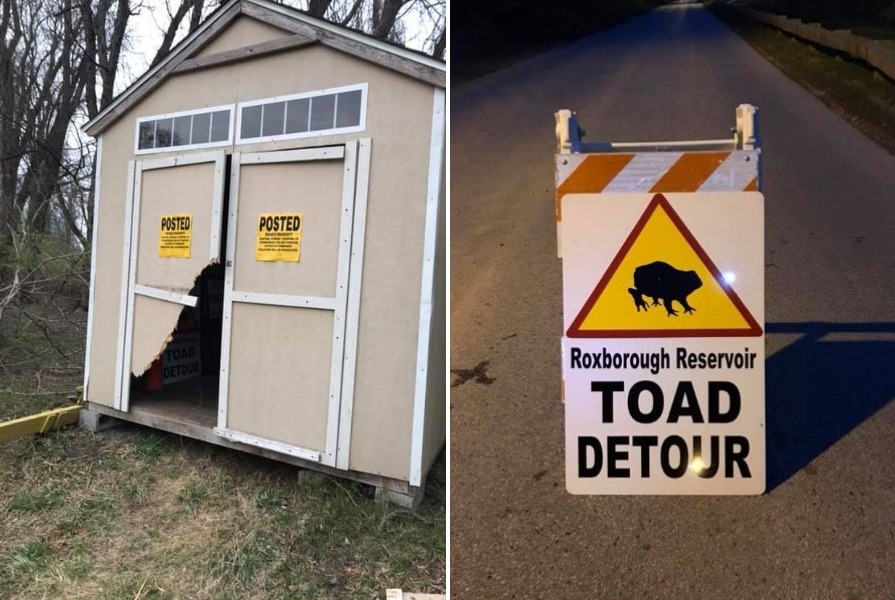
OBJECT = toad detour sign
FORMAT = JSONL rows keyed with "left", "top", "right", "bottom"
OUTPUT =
{"left": 562, "top": 192, "right": 765, "bottom": 494}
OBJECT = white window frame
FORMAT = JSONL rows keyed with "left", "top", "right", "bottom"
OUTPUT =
{"left": 235, "top": 83, "right": 368, "bottom": 145}
{"left": 134, "top": 104, "right": 236, "bottom": 155}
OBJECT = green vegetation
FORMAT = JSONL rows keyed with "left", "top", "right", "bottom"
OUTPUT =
{"left": 0, "top": 428, "right": 445, "bottom": 599}
{"left": 713, "top": 6, "right": 895, "bottom": 154}
{"left": 0, "top": 232, "right": 88, "bottom": 422}
{"left": 7, "top": 487, "right": 68, "bottom": 514}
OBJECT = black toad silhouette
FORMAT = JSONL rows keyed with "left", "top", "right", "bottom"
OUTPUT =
{"left": 627, "top": 261, "right": 702, "bottom": 316}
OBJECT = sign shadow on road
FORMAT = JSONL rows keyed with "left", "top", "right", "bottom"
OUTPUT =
{"left": 765, "top": 321, "right": 895, "bottom": 490}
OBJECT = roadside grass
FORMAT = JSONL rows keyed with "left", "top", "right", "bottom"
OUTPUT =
{"left": 0, "top": 426, "right": 446, "bottom": 599}
{"left": 712, "top": 5, "right": 895, "bottom": 154}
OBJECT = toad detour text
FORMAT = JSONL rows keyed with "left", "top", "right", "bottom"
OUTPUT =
{"left": 562, "top": 192, "right": 765, "bottom": 495}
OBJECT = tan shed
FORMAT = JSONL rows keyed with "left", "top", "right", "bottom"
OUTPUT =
{"left": 80, "top": 0, "right": 445, "bottom": 506}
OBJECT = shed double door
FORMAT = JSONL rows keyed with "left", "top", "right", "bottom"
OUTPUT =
{"left": 119, "top": 142, "right": 369, "bottom": 471}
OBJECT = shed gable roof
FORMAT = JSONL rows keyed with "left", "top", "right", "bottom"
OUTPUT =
{"left": 83, "top": 0, "right": 445, "bottom": 137}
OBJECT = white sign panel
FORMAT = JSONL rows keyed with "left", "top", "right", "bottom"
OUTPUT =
{"left": 162, "top": 332, "right": 201, "bottom": 384}
{"left": 562, "top": 192, "right": 765, "bottom": 494}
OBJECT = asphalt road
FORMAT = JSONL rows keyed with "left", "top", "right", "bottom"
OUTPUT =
{"left": 450, "top": 4, "right": 895, "bottom": 599}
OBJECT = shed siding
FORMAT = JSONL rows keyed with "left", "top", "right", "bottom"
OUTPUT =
{"left": 88, "top": 120, "right": 134, "bottom": 407}
{"left": 196, "top": 16, "right": 291, "bottom": 58}
{"left": 88, "top": 35, "right": 434, "bottom": 481}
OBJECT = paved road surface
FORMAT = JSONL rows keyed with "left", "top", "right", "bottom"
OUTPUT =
{"left": 451, "top": 4, "right": 895, "bottom": 599}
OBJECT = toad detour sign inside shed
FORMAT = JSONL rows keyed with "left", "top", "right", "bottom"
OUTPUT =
{"left": 80, "top": 0, "right": 445, "bottom": 507}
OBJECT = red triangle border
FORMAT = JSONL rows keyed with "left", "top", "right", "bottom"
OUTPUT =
{"left": 566, "top": 194, "right": 763, "bottom": 338}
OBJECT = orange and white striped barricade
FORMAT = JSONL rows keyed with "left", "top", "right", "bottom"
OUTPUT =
{"left": 555, "top": 104, "right": 760, "bottom": 257}
{"left": 557, "top": 106, "right": 765, "bottom": 495}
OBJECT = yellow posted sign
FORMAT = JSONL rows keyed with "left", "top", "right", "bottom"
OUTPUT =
{"left": 256, "top": 213, "right": 303, "bottom": 262}
{"left": 158, "top": 214, "right": 192, "bottom": 258}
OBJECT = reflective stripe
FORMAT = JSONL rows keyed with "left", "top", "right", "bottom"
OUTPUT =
{"left": 555, "top": 154, "right": 634, "bottom": 220}
{"left": 649, "top": 151, "right": 731, "bottom": 193}
{"left": 604, "top": 153, "right": 682, "bottom": 194}
{"left": 555, "top": 150, "right": 759, "bottom": 222}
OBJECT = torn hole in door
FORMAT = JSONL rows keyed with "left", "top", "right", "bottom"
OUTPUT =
{"left": 131, "top": 263, "right": 222, "bottom": 377}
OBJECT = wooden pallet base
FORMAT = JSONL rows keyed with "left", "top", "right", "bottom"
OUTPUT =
{"left": 83, "top": 401, "right": 425, "bottom": 508}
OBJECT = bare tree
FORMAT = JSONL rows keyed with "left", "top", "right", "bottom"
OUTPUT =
{"left": 0, "top": 0, "right": 88, "bottom": 247}
{"left": 0, "top": 0, "right": 217, "bottom": 249}
{"left": 0, "top": 0, "right": 216, "bottom": 332}
{"left": 307, "top": 0, "right": 334, "bottom": 17}
{"left": 412, "top": 0, "right": 446, "bottom": 58}
{"left": 295, "top": 0, "right": 444, "bottom": 56}
{"left": 78, "top": 0, "right": 214, "bottom": 239}
{"left": 82, "top": 0, "right": 132, "bottom": 120}
{"left": 150, "top": 0, "right": 213, "bottom": 66}
{"left": 433, "top": 25, "right": 444, "bottom": 57}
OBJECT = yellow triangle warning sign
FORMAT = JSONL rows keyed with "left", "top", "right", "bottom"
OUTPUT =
{"left": 567, "top": 194, "right": 762, "bottom": 338}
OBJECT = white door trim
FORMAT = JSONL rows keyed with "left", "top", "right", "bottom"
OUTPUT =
{"left": 229, "top": 290, "right": 336, "bottom": 310}
{"left": 116, "top": 151, "right": 227, "bottom": 413}
{"left": 134, "top": 284, "right": 199, "bottom": 307}
{"left": 214, "top": 427, "right": 321, "bottom": 462}
{"left": 113, "top": 160, "right": 137, "bottom": 411}
{"left": 336, "top": 138, "right": 372, "bottom": 470}
{"left": 118, "top": 162, "right": 143, "bottom": 413}
{"left": 323, "top": 139, "right": 358, "bottom": 467}
{"left": 241, "top": 146, "right": 344, "bottom": 164}
{"left": 216, "top": 151, "right": 241, "bottom": 430}
{"left": 138, "top": 150, "right": 228, "bottom": 171}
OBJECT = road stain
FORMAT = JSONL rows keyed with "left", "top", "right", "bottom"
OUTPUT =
{"left": 450, "top": 361, "right": 495, "bottom": 387}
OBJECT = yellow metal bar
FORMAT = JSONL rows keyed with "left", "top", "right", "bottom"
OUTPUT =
{"left": 0, "top": 405, "right": 82, "bottom": 444}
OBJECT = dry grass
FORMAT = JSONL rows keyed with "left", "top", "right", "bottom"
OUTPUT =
{"left": 0, "top": 270, "right": 443, "bottom": 599}
{"left": 0, "top": 299, "right": 86, "bottom": 422}
{"left": 0, "top": 426, "right": 445, "bottom": 599}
